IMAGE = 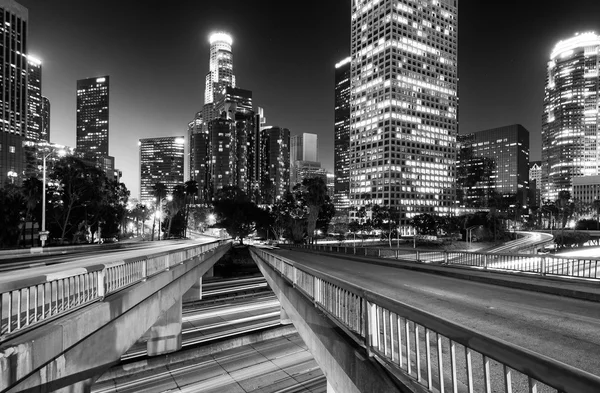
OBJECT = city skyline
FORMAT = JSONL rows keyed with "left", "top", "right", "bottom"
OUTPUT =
{"left": 16, "top": 0, "right": 600, "bottom": 199}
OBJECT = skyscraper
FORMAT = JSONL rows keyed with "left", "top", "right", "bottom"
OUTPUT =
{"left": 290, "top": 133, "right": 318, "bottom": 187}
{"left": 26, "top": 55, "right": 43, "bottom": 141}
{"left": 139, "top": 136, "right": 185, "bottom": 205}
{"left": 349, "top": 0, "right": 458, "bottom": 229}
{"left": 261, "top": 126, "right": 290, "bottom": 203}
{"left": 529, "top": 161, "right": 541, "bottom": 207}
{"left": 76, "top": 76, "right": 110, "bottom": 159}
{"left": 204, "top": 32, "right": 235, "bottom": 105}
{"left": 334, "top": 56, "right": 351, "bottom": 211}
{"left": 0, "top": 0, "right": 28, "bottom": 185}
{"left": 542, "top": 32, "right": 600, "bottom": 202}
{"left": 41, "top": 96, "right": 50, "bottom": 141}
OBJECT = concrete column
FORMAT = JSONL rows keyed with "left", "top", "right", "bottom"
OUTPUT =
{"left": 147, "top": 297, "right": 182, "bottom": 356}
{"left": 327, "top": 380, "right": 338, "bottom": 393}
{"left": 183, "top": 277, "right": 202, "bottom": 302}
{"left": 205, "top": 265, "right": 214, "bottom": 277}
{"left": 280, "top": 305, "right": 292, "bottom": 325}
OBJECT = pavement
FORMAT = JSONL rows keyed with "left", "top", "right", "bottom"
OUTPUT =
{"left": 288, "top": 246, "right": 600, "bottom": 303}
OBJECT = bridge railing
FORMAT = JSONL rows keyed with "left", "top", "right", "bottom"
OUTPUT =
{"left": 291, "top": 244, "right": 600, "bottom": 280}
{"left": 0, "top": 239, "right": 229, "bottom": 341}
{"left": 251, "top": 247, "right": 600, "bottom": 393}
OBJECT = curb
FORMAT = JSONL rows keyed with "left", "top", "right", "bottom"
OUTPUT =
{"left": 289, "top": 248, "right": 600, "bottom": 303}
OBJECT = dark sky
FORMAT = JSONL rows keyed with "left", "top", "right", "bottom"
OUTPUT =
{"left": 17, "top": 0, "right": 600, "bottom": 199}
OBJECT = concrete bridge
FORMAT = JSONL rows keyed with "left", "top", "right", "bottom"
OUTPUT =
{"left": 2, "top": 235, "right": 600, "bottom": 393}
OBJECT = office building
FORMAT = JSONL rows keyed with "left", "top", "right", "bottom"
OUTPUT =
{"left": 0, "top": 0, "right": 28, "bottom": 185}
{"left": 26, "top": 55, "right": 44, "bottom": 141}
{"left": 208, "top": 114, "right": 236, "bottom": 196}
{"left": 295, "top": 160, "right": 327, "bottom": 185}
{"left": 573, "top": 176, "right": 600, "bottom": 206}
{"left": 139, "top": 136, "right": 185, "bottom": 205}
{"left": 76, "top": 76, "right": 109, "bottom": 159}
{"left": 41, "top": 96, "right": 50, "bottom": 141}
{"left": 290, "top": 133, "right": 318, "bottom": 187}
{"left": 334, "top": 56, "right": 351, "bottom": 211}
{"left": 261, "top": 126, "right": 290, "bottom": 203}
{"left": 457, "top": 124, "right": 530, "bottom": 207}
{"left": 349, "top": 0, "right": 458, "bottom": 228}
{"left": 529, "top": 161, "right": 541, "bottom": 207}
{"left": 542, "top": 32, "right": 600, "bottom": 201}
{"left": 205, "top": 32, "right": 235, "bottom": 105}
{"left": 188, "top": 112, "right": 209, "bottom": 201}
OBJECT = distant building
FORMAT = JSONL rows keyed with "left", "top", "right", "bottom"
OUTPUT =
{"left": 26, "top": 55, "right": 44, "bottom": 141}
{"left": 208, "top": 114, "right": 236, "bottom": 197}
{"left": 188, "top": 112, "right": 209, "bottom": 201}
{"left": 0, "top": 0, "right": 28, "bottom": 185}
{"left": 529, "top": 161, "right": 541, "bottom": 207}
{"left": 457, "top": 124, "right": 530, "bottom": 207}
{"left": 76, "top": 76, "right": 109, "bottom": 159}
{"left": 290, "top": 133, "right": 318, "bottom": 187}
{"left": 41, "top": 96, "right": 50, "bottom": 141}
{"left": 205, "top": 32, "right": 235, "bottom": 105}
{"left": 326, "top": 172, "right": 335, "bottom": 198}
{"left": 295, "top": 160, "right": 326, "bottom": 185}
{"left": 139, "top": 136, "right": 185, "bottom": 205}
{"left": 334, "top": 56, "right": 351, "bottom": 211}
{"left": 542, "top": 32, "right": 600, "bottom": 201}
{"left": 261, "top": 126, "right": 290, "bottom": 203}
{"left": 573, "top": 176, "right": 600, "bottom": 206}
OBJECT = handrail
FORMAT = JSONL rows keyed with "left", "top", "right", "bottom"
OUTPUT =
{"left": 251, "top": 246, "right": 600, "bottom": 393}
{"left": 0, "top": 239, "right": 230, "bottom": 340}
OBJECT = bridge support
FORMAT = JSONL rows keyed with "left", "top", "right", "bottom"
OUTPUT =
{"left": 182, "top": 266, "right": 215, "bottom": 302}
{"left": 280, "top": 305, "right": 292, "bottom": 325}
{"left": 327, "top": 380, "right": 339, "bottom": 393}
{"left": 147, "top": 298, "right": 182, "bottom": 356}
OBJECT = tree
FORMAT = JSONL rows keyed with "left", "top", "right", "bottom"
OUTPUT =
{"left": 212, "top": 186, "right": 262, "bottom": 244}
{"left": 19, "top": 177, "right": 42, "bottom": 247}
{"left": 152, "top": 182, "right": 167, "bottom": 240}
{"left": 372, "top": 205, "right": 400, "bottom": 247}
{"left": 411, "top": 213, "right": 438, "bottom": 236}
{"left": 297, "top": 177, "right": 328, "bottom": 244}
{"left": 165, "top": 184, "right": 186, "bottom": 239}
{"left": 0, "top": 183, "right": 25, "bottom": 247}
{"left": 183, "top": 180, "right": 199, "bottom": 238}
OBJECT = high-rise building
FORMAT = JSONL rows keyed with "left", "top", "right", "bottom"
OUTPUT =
{"left": 26, "top": 55, "right": 44, "bottom": 141}
{"left": 457, "top": 125, "right": 530, "bottom": 207}
{"left": 208, "top": 113, "right": 236, "bottom": 196}
{"left": 76, "top": 76, "right": 109, "bottom": 159}
{"left": 349, "top": 0, "right": 458, "bottom": 228}
{"left": 290, "top": 133, "right": 318, "bottom": 187}
{"left": 261, "top": 126, "right": 290, "bottom": 203}
{"left": 0, "top": 0, "right": 28, "bottom": 185}
{"left": 542, "top": 32, "right": 600, "bottom": 202}
{"left": 295, "top": 160, "right": 326, "bottom": 185}
{"left": 529, "top": 161, "right": 541, "bottom": 207}
{"left": 41, "top": 96, "right": 50, "bottom": 141}
{"left": 139, "top": 136, "right": 185, "bottom": 205}
{"left": 334, "top": 56, "right": 351, "bottom": 211}
{"left": 204, "top": 32, "right": 235, "bottom": 105}
{"left": 188, "top": 111, "right": 209, "bottom": 201}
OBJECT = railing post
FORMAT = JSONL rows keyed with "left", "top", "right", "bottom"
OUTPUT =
{"left": 377, "top": 248, "right": 381, "bottom": 257}
{"left": 540, "top": 257, "right": 546, "bottom": 276}
{"left": 395, "top": 250, "right": 399, "bottom": 259}
{"left": 365, "top": 248, "right": 368, "bottom": 256}
{"left": 483, "top": 254, "right": 488, "bottom": 269}
{"left": 416, "top": 250, "right": 420, "bottom": 262}
{"left": 444, "top": 251, "right": 448, "bottom": 264}
{"left": 97, "top": 269, "right": 106, "bottom": 298}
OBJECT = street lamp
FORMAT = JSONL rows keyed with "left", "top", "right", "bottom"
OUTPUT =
{"left": 40, "top": 148, "right": 65, "bottom": 247}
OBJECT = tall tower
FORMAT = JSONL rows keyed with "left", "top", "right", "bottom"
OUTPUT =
{"left": 290, "top": 133, "right": 318, "bottom": 187}
{"left": 334, "top": 56, "right": 351, "bottom": 210}
{"left": 542, "top": 32, "right": 600, "bottom": 202}
{"left": 0, "top": 0, "right": 28, "bottom": 185}
{"left": 26, "top": 55, "right": 44, "bottom": 141}
{"left": 41, "top": 96, "right": 50, "bottom": 141}
{"left": 139, "top": 136, "right": 185, "bottom": 205}
{"left": 204, "top": 32, "right": 235, "bottom": 105}
{"left": 76, "top": 76, "right": 110, "bottom": 158}
{"left": 349, "top": 0, "right": 458, "bottom": 227}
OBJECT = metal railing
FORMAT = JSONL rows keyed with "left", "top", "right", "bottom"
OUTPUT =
{"left": 251, "top": 246, "right": 600, "bottom": 393}
{"left": 0, "top": 240, "right": 229, "bottom": 340}
{"left": 291, "top": 244, "right": 600, "bottom": 280}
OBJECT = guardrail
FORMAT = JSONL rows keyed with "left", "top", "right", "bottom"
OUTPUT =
{"left": 0, "top": 240, "right": 229, "bottom": 340}
{"left": 290, "top": 244, "right": 600, "bottom": 280}
{"left": 251, "top": 247, "right": 600, "bottom": 393}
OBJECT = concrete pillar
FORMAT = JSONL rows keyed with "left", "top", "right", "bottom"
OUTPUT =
{"left": 327, "top": 380, "right": 338, "bottom": 393}
{"left": 147, "top": 297, "right": 182, "bottom": 356}
{"left": 205, "top": 265, "right": 214, "bottom": 278}
{"left": 280, "top": 305, "right": 292, "bottom": 325}
{"left": 183, "top": 277, "right": 202, "bottom": 302}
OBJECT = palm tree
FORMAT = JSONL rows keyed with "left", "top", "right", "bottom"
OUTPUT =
{"left": 184, "top": 180, "right": 198, "bottom": 238}
{"left": 165, "top": 184, "right": 186, "bottom": 239}
{"left": 19, "top": 177, "right": 42, "bottom": 247}
{"left": 152, "top": 182, "right": 167, "bottom": 240}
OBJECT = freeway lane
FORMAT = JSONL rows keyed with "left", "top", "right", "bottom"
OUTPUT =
{"left": 272, "top": 248, "right": 600, "bottom": 377}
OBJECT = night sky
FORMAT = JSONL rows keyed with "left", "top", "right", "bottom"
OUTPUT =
{"left": 17, "top": 0, "right": 600, "bottom": 200}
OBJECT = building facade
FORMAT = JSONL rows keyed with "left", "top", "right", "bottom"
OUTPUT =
{"left": 139, "top": 136, "right": 185, "bottom": 205}
{"left": 290, "top": 133, "right": 318, "bottom": 187}
{"left": 572, "top": 175, "right": 600, "bottom": 206}
{"left": 349, "top": 0, "right": 458, "bottom": 226}
{"left": 204, "top": 32, "right": 235, "bottom": 105}
{"left": 76, "top": 76, "right": 110, "bottom": 159}
{"left": 529, "top": 161, "right": 541, "bottom": 207}
{"left": 41, "top": 96, "right": 50, "bottom": 141}
{"left": 456, "top": 125, "right": 530, "bottom": 207}
{"left": 0, "top": 0, "right": 28, "bottom": 185}
{"left": 542, "top": 32, "right": 600, "bottom": 201}
{"left": 26, "top": 55, "right": 44, "bottom": 141}
{"left": 334, "top": 56, "right": 351, "bottom": 211}
{"left": 261, "top": 126, "right": 290, "bottom": 204}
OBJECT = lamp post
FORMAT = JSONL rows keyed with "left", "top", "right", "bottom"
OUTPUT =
{"left": 40, "top": 148, "right": 65, "bottom": 247}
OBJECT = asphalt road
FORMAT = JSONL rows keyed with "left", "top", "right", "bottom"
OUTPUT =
{"left": 272, "top": 248, "right": 600, "bottom": 377}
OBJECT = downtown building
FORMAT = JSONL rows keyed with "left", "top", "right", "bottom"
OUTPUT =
{"left": 334, "top": 56, "right": 351, "bottom": 211}
{"left": 0, "top": 0, "right": 28, "bottom": 185}
{"left": 542, "top": 32, "right": 600, "bottom": 202}
{"left": 456, "top": 124, "right": 530, "bottom": 208}
{"left": 349, "top": 0, "right": 458, "bottom": 229}
{"left": 290, "top": 132, "right": 318, "bottom": 187}
{"left": 529, "top": 161, "right": 541, "bottom": 207}
{"left": 76, "top": 76, "right": 116, "bottom": 173}
{"left": 139, "top": 136, "right": 185, "bottom": 206}
{"left": 260, "top": 126, "right": 290, "bottom": 204}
